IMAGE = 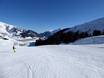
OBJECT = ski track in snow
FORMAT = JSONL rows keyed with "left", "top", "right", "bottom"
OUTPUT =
{"left": 0, "top": 45, "right": 104, "bottom": 78}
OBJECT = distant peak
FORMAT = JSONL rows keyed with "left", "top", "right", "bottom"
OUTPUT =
{"left": 0, "top": 21, "right": 14, "bottom": 28}
{"left": 0, "top": 21, "right": 8, "bottom": 25}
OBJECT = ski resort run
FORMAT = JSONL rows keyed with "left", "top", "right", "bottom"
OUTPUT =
{"left": 0, "top": 42, "right": 104, "bottom": 78}
{"left": 72, "top": 35, "right": 104, "bottom": 45}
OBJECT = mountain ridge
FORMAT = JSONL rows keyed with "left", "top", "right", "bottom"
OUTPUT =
{"left": 65, "top": 17, "right": 104, "bottom": 33}
{"left": 1, "top": 17, "right": 104, "bottom": 42}
{"left": 35, "top": 17, "right": 104, "bottom": 46}
{"left": 0, "top": 22, "right": 38, "bottom": 39}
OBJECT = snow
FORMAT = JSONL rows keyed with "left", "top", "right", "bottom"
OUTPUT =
{"left": 0, "top": 22, "right": 14, "bottom": 36}
{"left": 72, "top": 35, "right": 104, "bottom": 45}
{"left": 0, "top": 43, "right": 104, "bottom": 78}
{"left": 0, "top": 39, "right": 13, "bottom": 52}
{"left": 0, "top": 22, "right": 14, "bottom": 30}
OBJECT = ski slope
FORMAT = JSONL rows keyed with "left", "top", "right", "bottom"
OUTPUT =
{"left": 0, "top": 39, "right": 13, "bottom": 52}
{"left": 0, "top": 44, "right": 104, "bottom": 78}
{"left": 72, "top": 35, "right": 104, "bottom": 45}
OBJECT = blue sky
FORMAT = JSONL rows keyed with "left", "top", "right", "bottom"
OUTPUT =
{"left": 0, "top": 0, "right": 104, "bottom": 32}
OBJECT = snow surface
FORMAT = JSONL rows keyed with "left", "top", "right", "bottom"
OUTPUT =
{"left": 72, "top": 35, "right": 104, "bottom": 45}
{"left": 0, "top": 39, "right": 13, "bottom": 52}
{"left": 0, "top": 44, "right": 104, "bottom": 78}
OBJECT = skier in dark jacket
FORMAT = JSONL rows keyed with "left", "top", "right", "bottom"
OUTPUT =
{"left": 13, "top": 45, "right": 16, "bottom": 53}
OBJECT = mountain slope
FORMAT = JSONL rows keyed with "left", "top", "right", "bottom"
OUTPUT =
{"left": 39, "top": 28, "right": 64, "bottom": 38}
{"left": 0, "top": 22, "right": 39, "bottom": 39}
{"left": 0, "top": 22, "right": 14, "bottom": 36}
{"left": 65, "top": 17, "right": 104, "bottom": 34}
{"left": 35, "top": 17, "right": 104, "bottom": 46}
{"left": 72, "top": 35, "right": 104, "bottom": 45}
{"left": 0, "top": 45, "right": 104, "bottom": 78}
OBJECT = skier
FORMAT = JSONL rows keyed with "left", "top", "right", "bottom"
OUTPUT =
{"left": 13, "top": 45, "right": 16, "bottom": 53}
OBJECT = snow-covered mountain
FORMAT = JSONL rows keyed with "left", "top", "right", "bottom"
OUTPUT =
{"left": 39, "top": 17, "right": 104, "bottom": 40}
{"left": 0, "top": 22, "right": 38, "bottom": 40}
{"left": 64, "top": 17, "right": 104, "bottom": 34}
{"left": 39, "top": 28, "right": 63, "bottom": 38}
{"left": 39, "top": 31, "right": 52, "bottom": 38}
{"left": 1, "top": 17, "right": 104, "bottom": 45}
{"left": 35, "top": 17, "right": 104, "bottom": 46}
{"left": 0, "top": 22, "right": 14, "bottom": 36}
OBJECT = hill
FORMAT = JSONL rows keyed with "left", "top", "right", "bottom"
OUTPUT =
{"left": 35, "top": 17, "right": 104, "bottom": 46}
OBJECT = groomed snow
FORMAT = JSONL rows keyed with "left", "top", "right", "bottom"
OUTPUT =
{"left": 0, "top": 39, "right": 13, "bottom": 52}
{"left": 0, "top": 44, "right": 104, "bottom": 78}
{"left": 72, "top": 35, "right": 104, "bottom": 45}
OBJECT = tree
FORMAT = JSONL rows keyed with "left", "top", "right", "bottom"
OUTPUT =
{"left": 93, "top": 30, "right": 101, "bottom": 36}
